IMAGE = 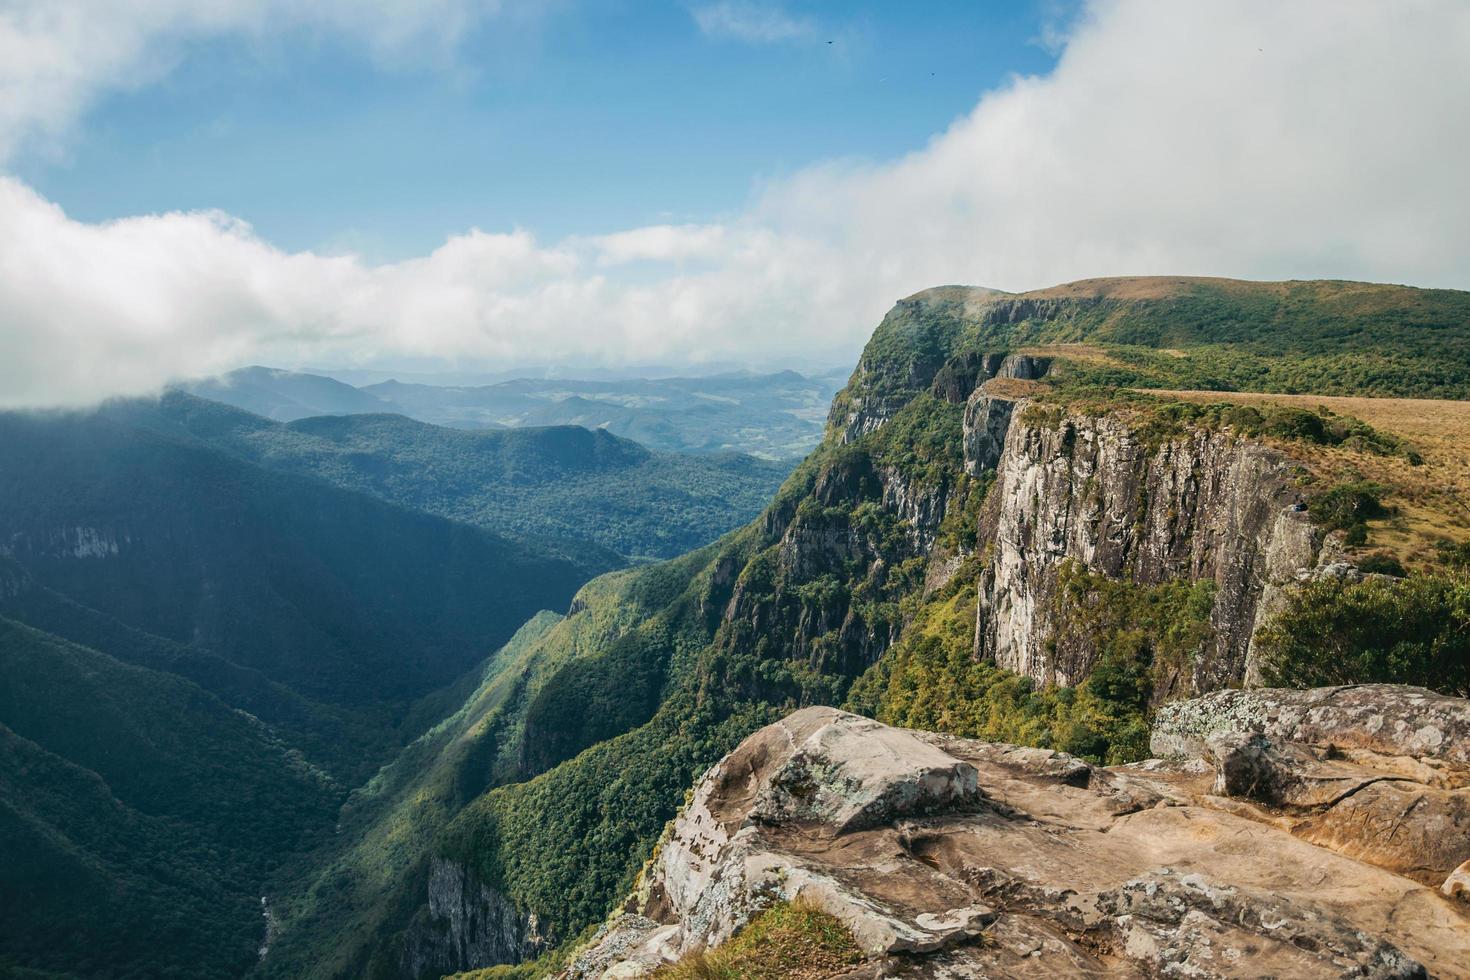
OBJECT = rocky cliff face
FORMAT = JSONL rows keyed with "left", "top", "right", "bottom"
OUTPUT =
{"left": 399, "top": 857, "right": 548, "bottom": 979}
{"left": 720, "top": 345, "right": 1336, "bottom": 713}
{"left": 971, "top": 397, "right": 1324, "bottom": 691}
{"left": 570, "top": 690, "right": 1470, "bottom": 978}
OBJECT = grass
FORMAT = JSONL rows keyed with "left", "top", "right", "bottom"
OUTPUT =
{"left": 1142, "top": 390, "right": 1470, "bottom": 569}
{"left": 651, "top": 898, "right": 863, "bottom": 980}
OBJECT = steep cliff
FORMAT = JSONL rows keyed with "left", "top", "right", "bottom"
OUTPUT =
{"left": 400, "top": 858, "right": 548, "bottom": 978}
{"left": 970, "top": 392, "right": 1324, "bottom": 692}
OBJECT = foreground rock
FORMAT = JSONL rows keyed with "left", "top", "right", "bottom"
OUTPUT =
{"left": 1153, "top": 684, "right": 1470, "bottom": 887}
{"left": 566, "top": 697, "right": 1470, "bottom": 979}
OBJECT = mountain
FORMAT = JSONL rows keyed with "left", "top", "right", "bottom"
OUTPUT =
{"left": 0, "top": 402, "right": 627, "bottom": 977}
{"left": 0, "top": 617, "right": 341, "bottom": 980}
{"left": 183, "top": 366, "right": 846, "bottom": 458}
{"left": 8, "top": 277, "right": 1470, "bottom": 979}
{"left": 384, "top": 369, "right": 847, "bottom": 459}
{"left": 0, "top": 406, "right": 612, "bottom": 804}
{"left": 179, "top": 365, "right": 401, "bottom": 420}
{"left": 104, "top": 392, "right": 792, "bottom": 562}
{"left": 273, "top": 277, "right": 1470, "bottom": 978}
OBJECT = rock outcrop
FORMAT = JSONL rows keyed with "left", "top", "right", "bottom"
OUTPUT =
{"left": 969, "top": 402, "right": 1324, "bottom": 692}
{"left": 399, "top": 857, "right": 548, "bottom": 979}
{"left": 568, "top": 701, "right": 1470, "bottom": 979}
{"left": 1152, "top": 685, "right": 1470, "bottom": 889}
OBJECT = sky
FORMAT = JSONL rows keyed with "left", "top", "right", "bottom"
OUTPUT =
{"left": 1, "top": 0, "right": 1469, "bottom": 407}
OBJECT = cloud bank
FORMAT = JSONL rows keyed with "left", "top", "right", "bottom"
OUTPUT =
{"left": 2, "top": 0, "right": 1469, "bottom": 407}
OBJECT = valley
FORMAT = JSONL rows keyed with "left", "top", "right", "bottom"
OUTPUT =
{"left": 263, "top": 277, "right": 1470, "bottom": 978}
{"left": 4, "top": 277, "right": 1470, "bottom": 980}
{"left": 5, "top": 7, "right": 1468, "bottom": 977}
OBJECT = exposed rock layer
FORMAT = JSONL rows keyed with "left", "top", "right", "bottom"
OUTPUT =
{"left": 570, "top": 698, "right": 1470, "bottom": 979}
{"left": 399, "top": 857, "right": 547, "bottom": 980}
{"left": 971, "top": 406, "right": 1322, "bottom": 691}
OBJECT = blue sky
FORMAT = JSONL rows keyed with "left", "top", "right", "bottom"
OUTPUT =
{"left": 11, "top": 1, "right": 1065, "bottom": 259}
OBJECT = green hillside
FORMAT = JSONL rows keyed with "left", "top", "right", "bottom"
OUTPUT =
{"left": 838, "top": 278, "right": 1470, "bottom": 420}
{"left": 107, "top": 392, "right": 791, "bottom": 562}
{"left": 0, "top": 618, "right": 341, "bottom": 980}
{"left": 0, "top": 405, "right": 615, "bottom": 978}
{"left": 0, "top": 408, "right": 598, "bottom": 734}
{"left": 6, "top": 277, "right": 1469, "bottom": 979}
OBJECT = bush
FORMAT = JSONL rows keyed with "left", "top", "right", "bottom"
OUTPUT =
{"left": 1436, "top": 539, "right": 1470, "bottom": 570}
{"left": 1308, "top": 480, "right": 1388, "bottom": 530}
{"left": 1357, "top": 552, "right": 1406, "bottom": 577}
{"left": 652, "top": 898, "right": 861, "bottom": 980}
{"left": 1256, "top": 573, "right": 1470, "bottom": 696}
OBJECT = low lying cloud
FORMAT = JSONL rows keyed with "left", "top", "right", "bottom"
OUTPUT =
{"left": 2, "top": 0, "right": 1469, "bottom": 407}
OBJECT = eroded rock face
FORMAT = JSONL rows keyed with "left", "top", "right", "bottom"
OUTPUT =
{"left": 567, "top": 704, "right": 1470, "bottom": 979}
{"left": 1152, "top": 684, "right": 1470, "bottom": 768}
{"left": 971, "top": 408, "right": 1323, "bottom": 691}
{"left": 399, "top": 857, "right": 548, "bottom": 979}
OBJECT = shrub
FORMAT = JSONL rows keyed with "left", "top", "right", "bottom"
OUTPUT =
{"left": 1357, "top": 552, "right": 1406, "bottom": 577}
{"left": 1308, "top": 480, "right": 1388, "bottom": 530}
{"left": 1256, "top": 573, "right": 1470, "bottom": 696}
{"left": 652, "top": 898, "right": 862, "bottom": 980}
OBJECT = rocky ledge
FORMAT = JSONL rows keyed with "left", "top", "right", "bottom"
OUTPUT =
{"left": 565, "top": 687, "right": 1470, "bottom": 978}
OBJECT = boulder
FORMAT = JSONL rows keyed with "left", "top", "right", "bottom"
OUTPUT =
{"left": 1151, "top": 684, "right": 1470, "bottom": 767}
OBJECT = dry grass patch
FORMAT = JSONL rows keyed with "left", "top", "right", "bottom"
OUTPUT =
{"left": 652, "top": 898, "right": 863, "bottom": 980}
{"left": 978, "top": 376, "right": 1047, "bottom": 399}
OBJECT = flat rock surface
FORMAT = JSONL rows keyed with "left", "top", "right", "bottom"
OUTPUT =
{"left": 568, "top": 699, "right": 1470, "bottom": 978}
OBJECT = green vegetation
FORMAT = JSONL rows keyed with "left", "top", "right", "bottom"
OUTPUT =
{"left": 1256, "top": 572, "right": 1470, "bottom": 697}
{"left": 8, "top": 276, "right": 1470, "bottom": 979}
{"left": 362, "top": 279, "right": 1470, "bottom": 975}
{"left": 652, "top": 898, "right": 862, "bottom": 980}
{"left": 115, "top": 392, "right": 791, "bottom": 562}
{"left": 842, "top": 280, "right": 1470, "bottom": 420}
{"left": 847, "top": 563, "right": 1214, "bottom": 766}
{"left": 1025, "top": 385, "right": 1414, "bottom": 459}
{"left": 1307, "top": 479, "right": 1390, "bottom": 531}
{"left": 0, "top": 405, "right": 601, "bottom": 978}
{"left": 0, "top": 618, "right": 340, "bottom": 979}
{"left": 867, "top": 391, "right": 965, "bottom": 485}
{"left": 0, "top": 406, "right": 593, "bottom": 755}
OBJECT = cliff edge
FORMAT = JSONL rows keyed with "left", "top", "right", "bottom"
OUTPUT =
{"left": 567, "top": 685, "right": 1470, "bottom": 978}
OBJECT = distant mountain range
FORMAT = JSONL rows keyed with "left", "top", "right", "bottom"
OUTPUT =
{"left": 177, "top": 364, "right": 848, "bottom": 458}
{"left": 108, "top": 392, "right": 792, "bottom": 562}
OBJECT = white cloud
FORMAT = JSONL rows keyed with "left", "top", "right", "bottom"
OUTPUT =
{"left": 691, "top": 2, "right": 814, "bottom": 43}
{"left": 2, "top": 0, "right": 1469, "bottom": 407}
